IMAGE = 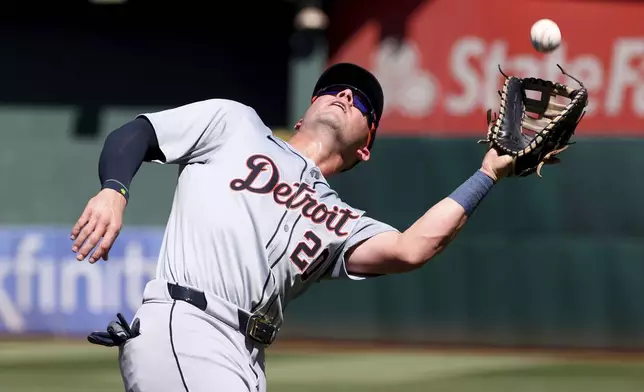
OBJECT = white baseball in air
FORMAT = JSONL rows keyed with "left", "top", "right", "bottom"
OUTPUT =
{"left": 530, "top": 19, "right": 561, "bottom": 53}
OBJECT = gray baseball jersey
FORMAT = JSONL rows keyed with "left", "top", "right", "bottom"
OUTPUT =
{"left": 139, "top": 98, "right": 398, "bottom": 328}
{"left": 118, "top": 99, "right": 399, "bottom": 391}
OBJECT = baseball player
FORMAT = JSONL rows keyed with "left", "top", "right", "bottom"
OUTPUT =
{"left": 71, "top": 62, "right": 513, "bottom": 391}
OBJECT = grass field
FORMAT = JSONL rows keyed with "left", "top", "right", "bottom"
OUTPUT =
{"left": 0, "top": 340, "right": 643, "bottom": 391}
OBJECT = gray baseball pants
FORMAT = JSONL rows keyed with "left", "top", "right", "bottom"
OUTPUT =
{"left": 118, "top": 281, "right": 267, "bottom": 392}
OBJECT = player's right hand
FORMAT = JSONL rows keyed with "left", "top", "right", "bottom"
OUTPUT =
{"left": 70, "top": 188, "right": 127, "bottom": 263}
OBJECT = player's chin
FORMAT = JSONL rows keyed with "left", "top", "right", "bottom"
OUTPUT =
{"left": 313, "top": 112, "right": 346, "bottom": 134}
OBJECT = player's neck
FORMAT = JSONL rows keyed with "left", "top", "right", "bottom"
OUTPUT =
{"left": 287, "top": 132, "right": 344, "bottom": 177}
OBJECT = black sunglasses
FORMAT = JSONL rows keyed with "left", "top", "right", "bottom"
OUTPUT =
{"left": 314, "top": 85, "right": 377, "bottom": 129}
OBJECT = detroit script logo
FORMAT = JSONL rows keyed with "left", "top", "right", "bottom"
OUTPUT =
{"left": 229, "top": 154, "right": 359, "bottom": 237}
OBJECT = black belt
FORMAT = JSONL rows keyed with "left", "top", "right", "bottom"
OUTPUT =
{"left": 166, "top": 282, "right": 277, "bottom": 346}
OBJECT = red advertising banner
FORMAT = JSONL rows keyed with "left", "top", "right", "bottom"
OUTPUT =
{"left": 328, "top": 0, "right": 644, "bottom": 136}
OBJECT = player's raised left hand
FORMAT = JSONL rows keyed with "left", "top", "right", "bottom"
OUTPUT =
{"left": 479, "top": 147, "right": 514, "bottom": 183}
{"left": 70, "top": 188, "right": 127, "bottom": 263}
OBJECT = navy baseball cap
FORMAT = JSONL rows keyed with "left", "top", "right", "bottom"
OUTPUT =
{"left": 312, "top": 62, "right": 384, "bottom": 131}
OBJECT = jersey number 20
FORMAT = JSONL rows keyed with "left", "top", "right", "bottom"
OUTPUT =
{"left": 290, "top": 231, "right": 330, "bottom": 281}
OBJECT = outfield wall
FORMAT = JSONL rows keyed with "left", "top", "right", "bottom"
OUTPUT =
{"left": 2, "top": 137, "right": 643, "bottom": 349}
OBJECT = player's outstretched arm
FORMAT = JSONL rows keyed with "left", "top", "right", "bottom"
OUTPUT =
{"left": 70, "top": 118, "right": 164, "bottom": 263}
{"left": 345, "top": 148, "right": 513, "bottom": 276}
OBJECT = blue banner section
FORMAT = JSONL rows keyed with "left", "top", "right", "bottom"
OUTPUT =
{"left": 0, "top": 226, "right": 164, "bottom": 334}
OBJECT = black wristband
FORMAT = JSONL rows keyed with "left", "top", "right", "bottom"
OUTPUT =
{"left": 102, "top": 179, "right": 130, "bottom": 202}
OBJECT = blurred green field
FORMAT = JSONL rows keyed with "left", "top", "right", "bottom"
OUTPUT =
{"left": 0, "top": 340, "right": 643, "bottom": 391}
